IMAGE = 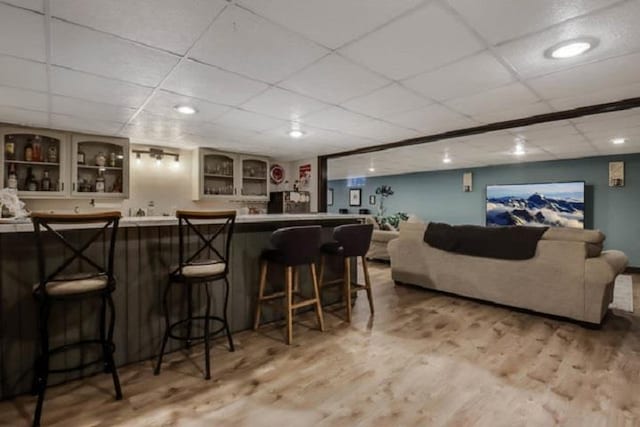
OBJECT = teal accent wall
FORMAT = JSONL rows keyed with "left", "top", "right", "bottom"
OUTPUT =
{"left": 328, "top": 154, "right": 640, "bottom": 265}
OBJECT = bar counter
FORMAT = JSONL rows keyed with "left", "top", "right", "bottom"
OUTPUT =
{"left": 0, "top": 213, "right": 363, "bottom": 399}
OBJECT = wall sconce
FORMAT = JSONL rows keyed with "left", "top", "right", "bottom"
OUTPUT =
{"left": 132, "top": 148, "right": 180, "bottom": 166}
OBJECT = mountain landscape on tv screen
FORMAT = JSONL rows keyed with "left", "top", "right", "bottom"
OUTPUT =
{"left": 486, "top": 183, "right": 584, "bottom": 229}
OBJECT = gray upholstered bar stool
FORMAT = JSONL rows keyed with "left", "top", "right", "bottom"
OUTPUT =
{"left": 318, "top": 223, "right": 374, "bottom": 322}
{"left": 31, "top": 212, "right": 123, "bottom": 427}
{"left": 254, "top": 226, "right": 325, "bottom": 345}
{"left": 154, "top": 210, "right": 236, "bottom": 380}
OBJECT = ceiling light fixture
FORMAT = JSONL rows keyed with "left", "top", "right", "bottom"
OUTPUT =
{"left": 174, "top": 105, "right": 197, "bottom": 115}
{"left": 442, "top": 155, "right": 452, "bottom": 164}
{"left": 545, "top": 37, "right": 598, "bottom": 59}
{"left": 611, "top": 138, "right": 626, "bottom": 145}
{"left": 288, "top": 129, "right": 305, "bottom": 138}
{"left": 368, "top": 167, "right": 375, "bottom": 172}
{"left": 514, "top": 144, "right": 525, "bottom": 156}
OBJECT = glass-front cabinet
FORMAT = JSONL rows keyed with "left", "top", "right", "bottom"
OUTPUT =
{"left": 193, "top": 149, "right": 269, "bottom": 201}
{"left": 240, "top": 157, "right": 268, "bottom": 198}
{"left": 71, "top": 135, "right": 129, "bottom": 198}
{"left": 1, "top": 128, "right": 69, "bottom": 198}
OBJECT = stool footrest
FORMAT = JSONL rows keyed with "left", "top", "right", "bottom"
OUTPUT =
{"left": 291, "top": 298, "right": 319, "bottom": 309}
{"left": 320, "top": 278, "right": 343, "bottom": 287}
{"left": 168, "top": 315, "right": 227, "bottom": 341}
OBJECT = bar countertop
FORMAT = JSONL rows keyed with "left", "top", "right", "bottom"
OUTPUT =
{"left": 0, "top": 213, "right": 366, "bottom": 233}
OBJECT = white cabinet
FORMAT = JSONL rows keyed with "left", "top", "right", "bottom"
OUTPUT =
{"left": 1, "top": 127, "right": 70, "bottom": 198}
{"left": 71, "top": 134, "right": 129, "bottom": 198}
{"left": 193, "top": 149, "right": 269, "bottom": 201}
{"left": 1, "top": 125, "right": 130, "bottom": 200}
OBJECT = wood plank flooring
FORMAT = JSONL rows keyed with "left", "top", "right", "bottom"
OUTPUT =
{"left": 0, "top": 264, "right": 638, "bottom": 426}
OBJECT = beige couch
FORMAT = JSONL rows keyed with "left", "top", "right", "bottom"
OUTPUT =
{"left": 388, "top": 222, "right": 629, "bottom": 324}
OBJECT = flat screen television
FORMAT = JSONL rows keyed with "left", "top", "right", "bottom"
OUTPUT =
{"left": 486, "top": 181, "right": 585, "bottom": 229}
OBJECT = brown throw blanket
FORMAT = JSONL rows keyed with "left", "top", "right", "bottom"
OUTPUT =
{"left": 424, "top": 222, "right": 548, "bottom": 260}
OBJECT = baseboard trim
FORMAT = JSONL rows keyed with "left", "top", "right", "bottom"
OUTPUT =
{"left": 624, "top": 266, "right": 640, "bottom": 274}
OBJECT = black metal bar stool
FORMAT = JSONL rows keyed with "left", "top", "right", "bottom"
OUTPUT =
{"left": 31, "top": 211, "right": 122, "bottom": 427}
{"left": 154, "top": 210, "right": 236, "bottom": 380}
{"left": 318, "top": 223, "right": 374, "bottom": 322}
{"left": 254, "top": 226, "right": 325, "bottom": 345}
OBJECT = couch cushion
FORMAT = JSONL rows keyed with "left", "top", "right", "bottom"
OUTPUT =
{"left": 373, "top": 230, "right": 399, "bottom": 243}
{"left": 542, "top": 227, "right": 605, "bottom": 244}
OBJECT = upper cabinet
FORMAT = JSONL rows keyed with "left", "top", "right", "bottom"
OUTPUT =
{"left": 1, "top": 125, "right": 129, "bottom": 199}
{"left": 193, "top": 148, "right": 269, "bottom": 201}
{"left": 1, "top": 127, "right": 69, "bottom": 199}
{"left": 71, "top": 135, "right": 129, "bottom": 198}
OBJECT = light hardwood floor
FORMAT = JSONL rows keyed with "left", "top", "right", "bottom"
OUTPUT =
{"left": 1, "top": 265, "right": 639, "bottom": 427}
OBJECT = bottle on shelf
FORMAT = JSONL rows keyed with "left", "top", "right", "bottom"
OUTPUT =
{"left": 33, "top": 136, "right": 42, "bottom": 162}
{"left": 77, "top": 149, "right": 86, "bottom": 165}
{"left": 41, "top": 170, "right": 51, "bottom": 192}
{"left": 26, "top": 167, "right": 38, "bottom": 191}
{"left": 5, "top": 135, "right": 16, "bottom": 160}
{"left": 7, "top": 163, "right": 17, "bottom": 190}
{"left": 95, "top": 170, "right": 105, "bottom": 192}
{"left": 109, "top": 152, "right": 116, "bottom": 168}
{"left": 24, "top": 138, "right": 33, "bottom": 162}
{"left": 47, "top": 143, "right": 58, "bottom": 163}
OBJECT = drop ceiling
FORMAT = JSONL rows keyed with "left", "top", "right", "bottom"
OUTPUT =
{"left": 0, "top": 0, "right": 639, "bottom": 161}
{"left": 328, "top": 107, "right": 640, "bottom": 180}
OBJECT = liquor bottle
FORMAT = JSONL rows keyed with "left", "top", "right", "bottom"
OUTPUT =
{"left": 95, "top": 170, "right": 105, "bottom": 192}
{"left": 109, "top": 152, "right": 116, "bottom": 167}
{"left": 24, "top": 138, "right": 33, "bottom": 162}
{"left": 26, "top": 167, "right": 37, "bottom": 191}
{"left": 5, "top": 135, "right": 16, "bottom": 160}
{"left": 47, "top": 144, "right": 58, "bottom": 163}
{"left": 33, "top": 136, "right": 42, "bottom": 162}
{"left": 77, "top": 150, "right": 86, "bottom": 165}
{"left": 41, "top": 170, "right": 51, "bottom": 191}
{"left": 7, "top": 163, "right": 17, "bottom": 190}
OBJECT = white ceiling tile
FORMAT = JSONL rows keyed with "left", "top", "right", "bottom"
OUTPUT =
{"left": 0, "top": 85, "right": 47, "bottom": 111}
{"left": 51, "top": 0, "right": 226, "bottom": 54}
{"left": 51, "top": 96, "right": 136, "bottom": 123}
{"left": 0, "top": 105, "right": 48, "bottom": 127}
{"left": 125, "top": 112, "right": 192, "bottom": 141}
{"left": 527, "top": 52, "right": 640, "bottom": 101}
{"left": 384, "top": 104, "right": 478, "bottom": 133}
{"left": 214, "top": 109, "right": 286, "bottom": 132}
{"left": 50, "top": 66, "right": 153, "bottom": 108}
{"left": 0, "top": 56, "right": 47, "bottom": 91}
{"left": 240, "top": 87, "right": 329, "bottom": 121}
{"left": 347, "top": 119, "right": 421, "bottom": 142}
{"left": 301, "top": 106, "right": 381, "bottom": 134}
{"left": 573, "top": 110, "right": 640, "bottom": 134}
{"left": 0, "top": 4, "right": 45, "bottom": 61}
{"left": 447, "top": 0, "right": 621, "bottom": 45}
{"left": 341, "top": 83, "right": 432, "bottom": 118}
{"left": 237, "top": 0, "right": 423, "bottom": 49}
{"left": 340, "top": 2, "right": 484, "bottom": 80}
{"left": 542, "top": 140, "right": 597, "bottom": 154}
{"left": 191, "top": 6, "right": 328, "bottom": 83}
{"left": 51, "top": 20, "right": 179, "bottom": 86}
{"left": 496, "top": 1, "right": 640, "bottom": 79}
{"left": 263, "top": 124, "right": 375, "bottom": 150}
{"left": 549, "top": 81, "right": 640, "bottom": 111}
{"left": 162, "top": 59, "right": 269, "bottom": 106}
{"left": 3, "top": 0, "right": 43, "bottom": 12}
{"left": 593, "top": 143, "right": 640, "bottom": 156}
{"left": 446, "top": 82, "right": 540, "bottom": 116}
{"left": 278, "top": 54, "right": 389, "bottom": 104}
{"left": 144, "top": 90, "right": 231, "bottom": 122}
{"left": 50, "top": 113, "right": 124, "bottom": 135}
{"left": 472, "top": 102, "right": 553, "bottom": 124}
{"left": 511, "top": 123, "right": 579, "bottom": 142}
{"left": 403, "top": 52, "right": 515, "bottom": 101}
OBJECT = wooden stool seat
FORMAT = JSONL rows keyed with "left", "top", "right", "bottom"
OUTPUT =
{"left": 254, "top": 226, "right": 325, "bottom": 345}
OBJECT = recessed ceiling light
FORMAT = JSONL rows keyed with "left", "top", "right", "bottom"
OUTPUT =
{"left": 174, "top": 105, "right": 197, "bottom": 115}
{"left": 288, "top": 129, "right": 305, "bottom": 138}
{"left": 545, "top": 38, "right": 598, "bottom": 59}
{"left": 368, "top": 167, "right": 375, "bottom": 172}
{"left": 611, "top": 138, "right": 626, "bottom": 145}
{"left": 443, "top": 155, "right": 452, "bottom": 164}
{"left": 514, "top": 144, "right": 526, "bottom": 156}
